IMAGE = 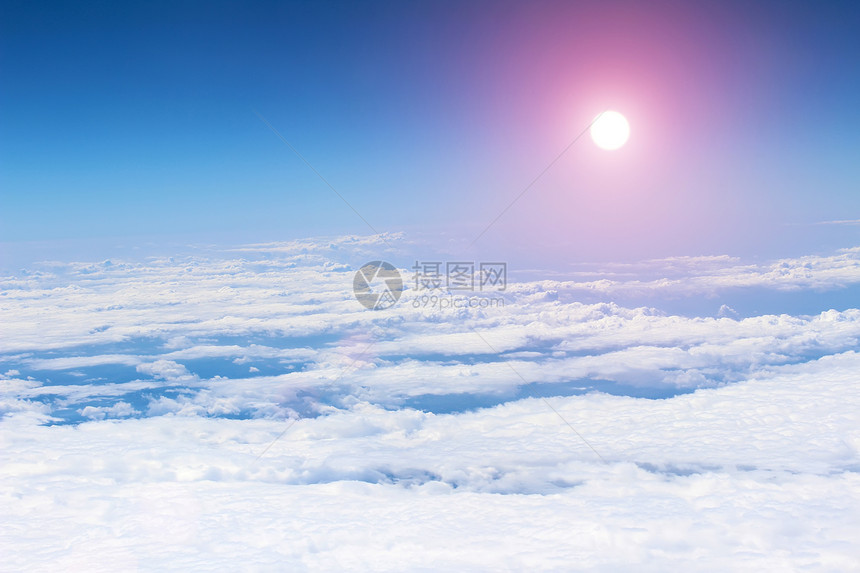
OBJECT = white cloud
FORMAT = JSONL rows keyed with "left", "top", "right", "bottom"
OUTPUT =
{"left": 136, "top": 360, "right": 198, "bottom": 382}
{"left": 2, "top": 234, "right": 859, "bottom": 569}
{"left": 532, "top": 247, "right": 860, "bottom": 296}
{"left": 1, "top": 351, "right": 858, "bottom": 570}
{"left": 26, "top": 354, "right": 142, "bottom": 371}
{"left": 814, "top": 218, "right": 860, "bottom": 225}
{"left": 80, "top": 401, "right": 138, "bottom": 420}
{"left": 717, "top": 303, "right": 738, "bottom": 317}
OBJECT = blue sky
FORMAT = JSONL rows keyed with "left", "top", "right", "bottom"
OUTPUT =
{"left": 1, "top": 0, "right": 859, "bottom": 264}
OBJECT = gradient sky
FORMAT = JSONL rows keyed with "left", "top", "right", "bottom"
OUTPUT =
{"left": 2, "top": 0, "right": 859, "bottom": 264}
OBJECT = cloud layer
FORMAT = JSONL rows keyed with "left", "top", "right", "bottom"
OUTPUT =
{"left": 1, "top": 234, "right": 858, "bottom": 570}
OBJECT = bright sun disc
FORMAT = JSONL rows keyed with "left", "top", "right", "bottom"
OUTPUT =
{"left": 590, "top": 110, "right": 630, "bottom": 150}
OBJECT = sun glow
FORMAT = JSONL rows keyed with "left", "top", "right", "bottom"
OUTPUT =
{"left": 590, "top": 110, "right": 630, "bottom": 150}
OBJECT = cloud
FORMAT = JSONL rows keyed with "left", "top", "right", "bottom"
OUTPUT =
{"left": 1, "top": 234, "right": 859, "bottom": 569}
{"left": 542, "top": 247, "right": 860, "bottom": 296}
{"left": 717, "top": 304, "right": 738, "bottom": 318}
{"left": 1, "top": 350, "right": 858, "bottom": 570}
{"left": 136, "top": 360, "right": 198, "bottom": 382}
{"left": 80, "top": 401, "right": 138, "bottom": 420}
{"left": 3, "top": 237, "right": 860, "bottom": 420}
{"left": 814, "top": 219, "right": 860, "bottom": 225}
{"left": 26, "top": 354, "right": 142, "bottom": 371}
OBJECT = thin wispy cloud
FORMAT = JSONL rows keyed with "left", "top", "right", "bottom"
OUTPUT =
{"left": 815, "top": 219, "right": 860, "bottom": 226}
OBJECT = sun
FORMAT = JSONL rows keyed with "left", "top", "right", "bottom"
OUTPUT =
{"left": 590, "top": 110, "right": 630, "bottom": 150}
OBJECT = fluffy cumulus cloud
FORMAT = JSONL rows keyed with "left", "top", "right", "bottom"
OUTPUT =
{"left": 80, "top": 401, "right": 137, "bottom": 420}
{"left": 136, "top": 360, "right": 198, "bottom": 382}
{"left": 1, "top": 234, "right": 858, "bottom": 570}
